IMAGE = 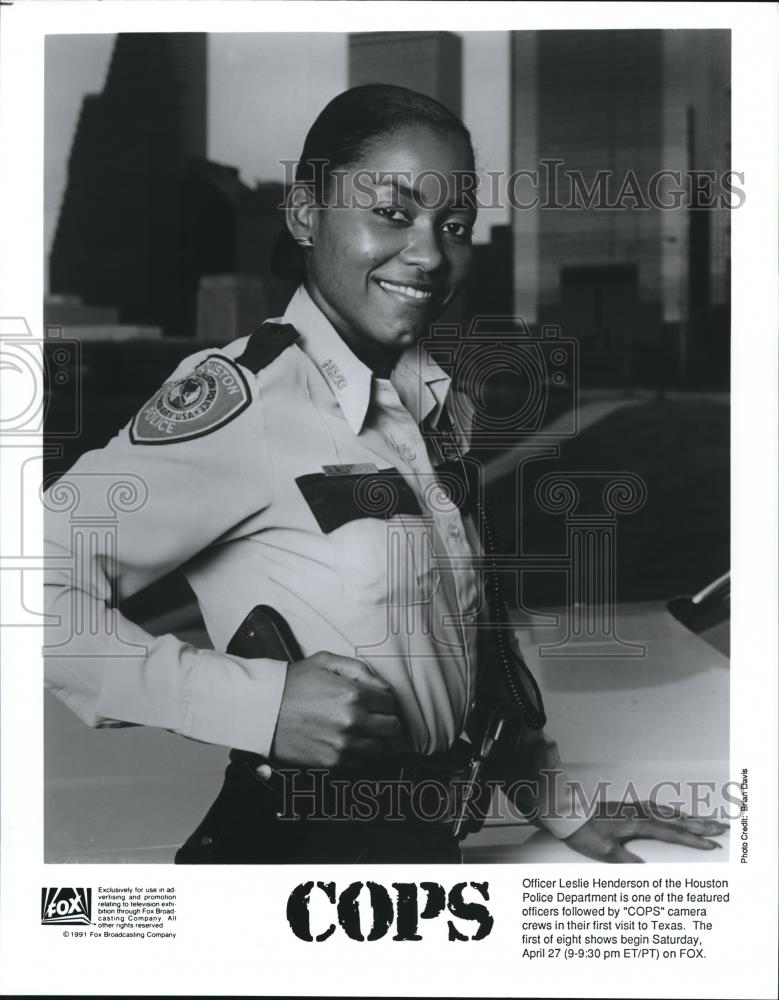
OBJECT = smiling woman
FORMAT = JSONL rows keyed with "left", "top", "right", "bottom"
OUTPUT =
{"left": 275, "top": 84, "right": 477, "bottom": 375}
{"left": 43, "top": 83, "right": 727, "bottom": 865}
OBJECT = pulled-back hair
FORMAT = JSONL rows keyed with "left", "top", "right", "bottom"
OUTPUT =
{"left": 272, "top": 83, "right": 475, "bottom": 280}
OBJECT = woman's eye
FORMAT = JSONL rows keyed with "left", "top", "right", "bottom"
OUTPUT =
{"left": 442, "top": 220, "right": 473, "bottom": 241}
{"left": 375, "top": 206, "right": 409, "bottom": 223}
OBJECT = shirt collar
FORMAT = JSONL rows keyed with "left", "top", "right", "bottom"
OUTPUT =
{"left": 392, "top": 344, "right": 474, "bottom": 455}
{"left": 281, "top": 285, "right": 470, "bottom": 449}
{"left": 283, "top": 285, "right": 373, "bottom": 435}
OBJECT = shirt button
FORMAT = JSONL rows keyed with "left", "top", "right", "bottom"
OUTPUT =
{"left": 448, "top": 523, "right": 461, "bottom": 538}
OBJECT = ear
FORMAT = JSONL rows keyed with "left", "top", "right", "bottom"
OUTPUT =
{"left": 285, "top": 181, "right": 317, "bottom": 247}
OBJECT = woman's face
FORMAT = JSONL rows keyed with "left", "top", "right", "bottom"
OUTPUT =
{"left": 302, "top": 125, "right": 476, "bottom": 367}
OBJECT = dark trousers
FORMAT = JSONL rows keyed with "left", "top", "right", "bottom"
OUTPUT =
{"left": 176, "top": 756, "right": 463, "bottom": 864}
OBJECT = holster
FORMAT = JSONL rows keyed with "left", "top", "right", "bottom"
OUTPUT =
{"left": 175, "top": 606, "right": 497, "bottom": 863}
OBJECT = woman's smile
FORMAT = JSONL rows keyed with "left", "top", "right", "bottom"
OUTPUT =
{"left": 374, "top": 277, "right": 436, "bottom": 303}
{"left": 290, "top": 124, "right": 477, "bottom": 373}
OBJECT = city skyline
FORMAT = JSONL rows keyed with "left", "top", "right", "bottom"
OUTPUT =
{"left": 49, "top": 34, "right": 211, "bottom": 336}
{"left": 45, "top": 31, "right": 511, "bottom": 271}
{"left": 46, "top": 27, "right": 730, "bottom": 387}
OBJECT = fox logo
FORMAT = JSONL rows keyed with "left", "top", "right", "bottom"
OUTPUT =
{"left": 41, "top": 888, "right": 91, "bottom": 925}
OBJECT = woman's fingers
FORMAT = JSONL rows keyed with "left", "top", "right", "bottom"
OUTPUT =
{"left": 673, "top": 817, "right": 729, "bottom": 836}
{"left": 566, "top": 801, "right": 729, "bottom": 864}
{"left": 648, "top": 806, "right": 729, "bottom": 833}
{"left": 363, "top": 711, "right": 402, "bottom": 739}
{"left": 638, "top": 803, "right": 729, "bottom": 838}
{"left": 605, "top": 843, "right": 645, "bottom": 863}
{"left": 345, "top": 737, "right": 389, "bottom": 758}
{"left": 320, "top": 653, "right": 391, "bottom": 691}
{"left": 626, "top": 820, "right": 722, "bottom": 851}
{"left": 604, "top": 801, "right": 729, "bottom": 833}
{"left": 645, "top": 802, "right": 685, "bottom": 820}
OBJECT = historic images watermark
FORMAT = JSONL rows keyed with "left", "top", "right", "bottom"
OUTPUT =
{"left": 278, "top": 160, "right": 746, "bottom": 212}
{"left": 264, "top": 770, "right": 746, "bottom": 825}
{"left": 4, "top": 309, "right": 649, "bottom": 666}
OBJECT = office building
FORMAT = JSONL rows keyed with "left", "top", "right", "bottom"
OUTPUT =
{"left": 511, "top": 29, "right": 730, "bottom": 384}
{"left": 50, "top": 33, "right": 208, "bottom": 336}
{"left": 349, "top": 32, "right": 462, "bottom": 115}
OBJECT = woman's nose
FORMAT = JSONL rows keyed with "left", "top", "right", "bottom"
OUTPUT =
{"left": 400, "top": 225, "right": 444, "bottom": 274}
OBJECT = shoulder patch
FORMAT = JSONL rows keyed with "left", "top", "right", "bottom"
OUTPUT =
{"left": 235, "top": 322, "right": 299, "bottom": 374}
{"left": 130, "top": 354, "right": 251, "bottom": 445}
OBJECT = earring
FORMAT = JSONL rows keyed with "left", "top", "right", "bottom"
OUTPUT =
{"left": 295, "top": 236, "right": 314, "bottom": 248}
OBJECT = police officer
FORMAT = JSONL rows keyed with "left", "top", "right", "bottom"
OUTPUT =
{"left": 44, "top": 84, "right": 726, "bottom": 863}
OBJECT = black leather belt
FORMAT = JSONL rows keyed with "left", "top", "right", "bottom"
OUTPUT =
{"left": 228, "top": 740, "right": 491, "bottom": 833}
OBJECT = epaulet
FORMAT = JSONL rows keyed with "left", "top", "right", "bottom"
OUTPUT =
{"left": 235, "top": 322, "right": 300, "bottom": 374}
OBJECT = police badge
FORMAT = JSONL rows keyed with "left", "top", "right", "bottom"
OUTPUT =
{"left": 129, "top": 355, "right": 251, "bottom": 445}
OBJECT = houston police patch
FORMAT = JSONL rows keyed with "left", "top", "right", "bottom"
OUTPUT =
{"left": 130, "top": 355, "right": 251, "bottom": 445}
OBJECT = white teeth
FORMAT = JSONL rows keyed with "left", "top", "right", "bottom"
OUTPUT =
{"left": 378, "top": 280, "right": 432, "bottom": 301}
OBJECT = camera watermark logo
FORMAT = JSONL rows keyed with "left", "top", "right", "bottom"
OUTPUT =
{"left": 1, "top": 318, "right": 83, "bottom": 630}
{"left": 423, "top": 318, "right": 579, "bottom": 448}
{"left": 41, "top": 888, "right": 92, "bottom": 926}
{"left": 0, "top": 318, "right": 81, "bottom": 437}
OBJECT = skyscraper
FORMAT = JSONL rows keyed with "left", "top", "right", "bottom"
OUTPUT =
{"left": 50, "top": 33, "right": 208, "bottom": 336}
{"left": 510, "top": 29, "right": 730, "bottom": 385}
{"left": 349, "top": 32, "right": 462, "bottom": 116}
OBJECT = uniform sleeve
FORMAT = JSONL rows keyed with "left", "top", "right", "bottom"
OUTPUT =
{"left": 43, "top": 350, "right": 288, "bottom": 757}
{"left": 503, "top": 721, "right": 592, "bottom": 839}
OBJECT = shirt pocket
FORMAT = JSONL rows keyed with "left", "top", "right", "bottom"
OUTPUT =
{"left": 295, "top": 470, "right": 439, "bottom": 609}
{"left": 332, "top": 514, "right": 440, "bottom": 609}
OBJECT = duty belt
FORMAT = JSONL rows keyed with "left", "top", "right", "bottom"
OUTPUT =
{"left": 228, "top": 741, "right": 493, "bottom": 836}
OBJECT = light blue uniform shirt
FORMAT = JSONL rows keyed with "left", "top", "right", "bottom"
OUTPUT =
{"left": 44, "top": 286, "right": 587, "bottom": 838}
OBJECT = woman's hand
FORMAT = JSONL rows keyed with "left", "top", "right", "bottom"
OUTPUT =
{"left": 563, "top": 801, "right": 729, "bottom": 863}
{"left": 270, "top": 651, "right": 402, "bottom": 767}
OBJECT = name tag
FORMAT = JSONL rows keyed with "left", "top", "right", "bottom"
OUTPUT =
{"left": 322, "top": 463, "right": 378, "bottom": 477}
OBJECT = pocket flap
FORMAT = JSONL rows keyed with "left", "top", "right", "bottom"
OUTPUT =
{"left": 295, "top": 469, "right": 423, "bottom": 534}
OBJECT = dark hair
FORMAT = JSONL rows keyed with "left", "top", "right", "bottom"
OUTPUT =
{"left": 272, "top": 83, "right": 475, "bottom": 281}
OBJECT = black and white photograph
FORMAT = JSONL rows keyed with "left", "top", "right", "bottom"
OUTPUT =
{"left": 0, "top": 3, "right": 776, "bottom": 998}
{"left": 41, "top": 25, "right": 732, "bottom": 866}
